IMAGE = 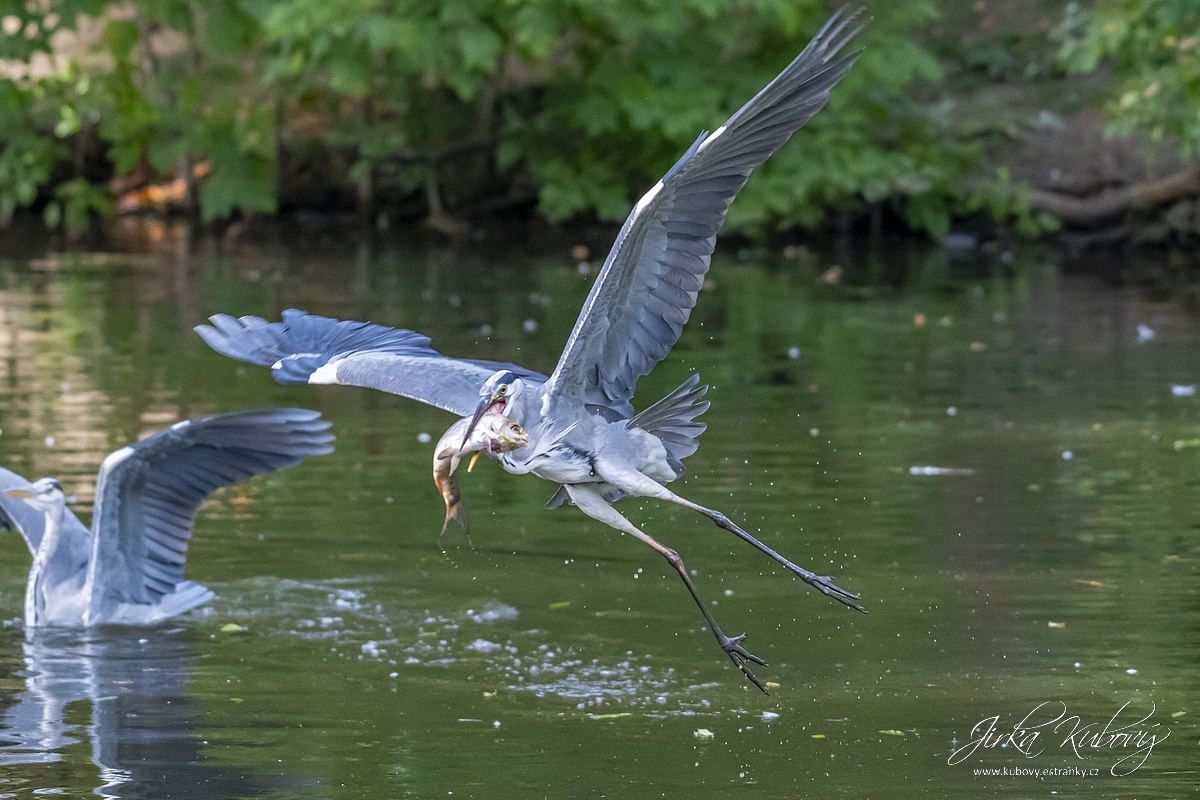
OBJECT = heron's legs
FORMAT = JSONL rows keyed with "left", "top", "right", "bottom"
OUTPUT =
{"left": 595, "top": 466, "right": 864, "bottom": 612}
{"left": 564, "top": 484, "right": 769, "bottom": 693}
{"left": 670, "top": 493, "right": 863, "bottom": 612}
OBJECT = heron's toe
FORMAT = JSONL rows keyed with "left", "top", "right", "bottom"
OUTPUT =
{"left": 808, "top": 574, "right": 866, "bottom": 613}
{"left": 719, "top": 632, "right": 769, "bottom": 693}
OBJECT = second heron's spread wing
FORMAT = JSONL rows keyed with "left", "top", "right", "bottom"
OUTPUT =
{"left": 85, "top": 409, "right": 334, "bottom": 612}
{"left": 196, "top": 309, "right": 547, "bottom": 417}
{"left": 543, "top": 9, "right": 863, "bottom": 416}
{"left": 0, "top": 468, "right": 91, "bottom": 564}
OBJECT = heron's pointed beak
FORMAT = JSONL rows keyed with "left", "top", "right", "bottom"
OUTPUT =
{"left": 4, "top": 489, "right": 33, "bottom": 498}
{"left": 461, "top": 394, "right": 494, "bottom": 449}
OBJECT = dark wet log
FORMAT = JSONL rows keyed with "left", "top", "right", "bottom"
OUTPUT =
{"left": 1029, "top": 170, "right": 1199, "bottom": 226}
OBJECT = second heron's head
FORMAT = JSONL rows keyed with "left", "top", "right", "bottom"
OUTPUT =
{"left": 463, "top": 369, "right": 522, "bottom": 446}
{"left": 6, "top": 478, "right": 67, "bottom": 514}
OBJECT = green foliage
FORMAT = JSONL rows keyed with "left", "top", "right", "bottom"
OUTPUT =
{"left": 0, "top": 0, "right": 1040, "bottom": 236}
{"left": 1058, "top": 0, "right": 1200, "bottom": 159}
{"left": 506, "top": 1, "right": 988, "bottom": 237}
{"left": 46, "top": 177, "right": 115, "bottom": 229}
{"left": 0, "top": 79, "right": 63, "bottom": 224}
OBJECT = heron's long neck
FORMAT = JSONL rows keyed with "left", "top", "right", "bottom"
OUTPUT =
{"left": 25, "top": 506, "right": 64, "bottom": 626}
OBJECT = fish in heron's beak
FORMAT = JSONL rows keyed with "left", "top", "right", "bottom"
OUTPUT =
{"left": 462, "top": 370, "right": 516, "bottom": 448}
{"left": 461, "top": 391, "right": 507, "bottom": 449}
{"left": 435, "top": 414, "right": 528, "bottom": 534}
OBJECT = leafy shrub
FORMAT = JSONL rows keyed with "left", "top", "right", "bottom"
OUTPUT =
{"left": 0, "top": 0, "right": 1041, "bottom": 237}
{"left": 1058, "top": 0, "right": 1200, "bottom": 160}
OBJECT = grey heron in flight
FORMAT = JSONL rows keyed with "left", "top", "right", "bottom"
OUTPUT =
{"left": 197, "top": 9, "right": 864, "bottom": 692}
{"left": 0, "top": 409, "right": 333, "bottom": 627}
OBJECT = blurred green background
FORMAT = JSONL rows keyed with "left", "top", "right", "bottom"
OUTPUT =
{"left": 1, "top": 0, "right": 1197, "bottom": 242}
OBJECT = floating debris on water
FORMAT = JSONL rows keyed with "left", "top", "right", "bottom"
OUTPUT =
{"left": 1137, "top": 324, "right": 1155, "bottom": 343}
{"left": 1170, "top": 384, "right": 1196, "bottom": 397}
{"left": 909, "top": 466, "right": 976, "bottom": 476}
{"left": 695, "top": 728, "right": 714, "bottom": 740}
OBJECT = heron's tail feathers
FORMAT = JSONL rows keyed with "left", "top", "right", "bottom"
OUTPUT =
{"left": 158, "top": 580, "right": 215, "bottom": 618}
{"left": 628, "top": 374, "right": 709, "bottom": 476}
{"left": 102, "top": 580, "right": 215, "bottom": 625}
{"left": 196, "top": 310, "right": 439, "bottom": 384}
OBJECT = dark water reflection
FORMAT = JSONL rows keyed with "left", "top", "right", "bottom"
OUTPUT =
{"left": 0, "top": 221, "right": 1197, "bottom": 797}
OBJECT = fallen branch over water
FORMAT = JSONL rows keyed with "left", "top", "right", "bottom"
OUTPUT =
{"left": 1028, "top": 170, "right": 1199, "bottom": 226}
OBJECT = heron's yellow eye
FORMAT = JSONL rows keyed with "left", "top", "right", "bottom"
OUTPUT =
{"left": 497, "top": 386, "right": 507, "bottom": 396}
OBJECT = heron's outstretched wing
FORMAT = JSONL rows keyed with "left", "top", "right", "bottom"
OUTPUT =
{"left": 85, "top": 409, "right": 334, "bottom": 613}
{"left": 196, "top": 309, "right": 547, "bottom": 417}
{"left": 544, "top": 9, "right": 863, "bottom": 416}
{"left": 0, "top": 468, "right": 91, "bottom": 563}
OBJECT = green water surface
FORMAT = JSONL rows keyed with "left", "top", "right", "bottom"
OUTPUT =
{"left": 0, "top": 226, "right": 1196, "bottom": 798}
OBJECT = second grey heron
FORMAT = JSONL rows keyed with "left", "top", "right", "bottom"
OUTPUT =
{"left": 0, "top": 409, "right": 334, "bottom": 627}
{"left": 197, "top": 9, "right": 864, "bottom": 691}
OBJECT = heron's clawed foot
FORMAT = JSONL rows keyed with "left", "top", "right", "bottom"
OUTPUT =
{"left": 720, "top": 632, "right": 769, "bottom": 693}
{"left": 797, "top": 570, "right": 865, "bottom": 613}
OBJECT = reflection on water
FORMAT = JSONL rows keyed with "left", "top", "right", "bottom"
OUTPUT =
{"left": 0, "top": 627, "right": 269, "bottom": 797}
{"left": 0, "top": 221, "right": 1197, "bottom": 797}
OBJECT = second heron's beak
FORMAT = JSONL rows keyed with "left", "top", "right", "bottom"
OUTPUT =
{"left": 4, "top": 489, "right": 32, "bottom": 498}
{"left": 461, "top": 393, "right": 496, "bottom": 448}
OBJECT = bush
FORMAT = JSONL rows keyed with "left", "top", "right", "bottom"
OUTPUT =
{"left": 1058, "top": 0, "right": 1200, "bottom": 160}
{"left": 0, "top": 0, "right": 1034, "bottom": 237}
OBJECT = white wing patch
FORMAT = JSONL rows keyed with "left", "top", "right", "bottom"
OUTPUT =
{"left": 631, "top": 180, "right": 665, "bottom": 219}
{"left": 272, "top": 353, "right": 324, "bottom": 370}
{"left": 308, "top": 360, "right": 342, "bottom": 385}
{"left": 698, "top": 124, "right": 727, "bottom": 152}
{"left": 98, "top": 446, "right": 136, "bottom": 477}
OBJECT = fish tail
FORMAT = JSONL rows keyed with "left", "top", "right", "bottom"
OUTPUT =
{"left": 441, "top": 497, "right": 468, "bottom": 535}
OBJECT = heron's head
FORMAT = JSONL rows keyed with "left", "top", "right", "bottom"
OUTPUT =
{"left": 463, "top": 369, "right": 520, "bottom": 446}
{"left": 479, "top": 370, "right": 519, "bottom": 410}
{"left": 6, "top": 478, "right": 66, "bottom": 513}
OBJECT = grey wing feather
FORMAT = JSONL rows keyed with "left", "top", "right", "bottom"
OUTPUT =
{"left": 0, "top": 468, "right": 91, "bottom": 564}
{"left": 196, "top": 309, "right": 546, "bottom": 417}
{"left": 87, "top": 409, "right": 334, "bottom": 609}
{"left": 545, "top": 8, "right": 863, "bottom": 416}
